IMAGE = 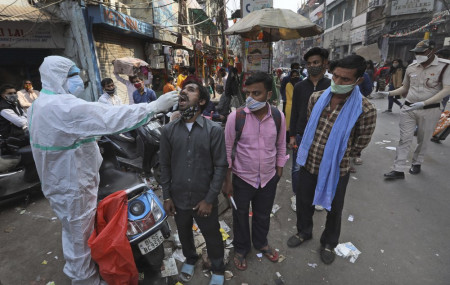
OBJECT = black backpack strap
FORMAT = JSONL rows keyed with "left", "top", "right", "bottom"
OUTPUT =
{"left": 270, "top": 105, "right": 281, "bottom": 143}
{"left": 438, "top": 63, "right": 449, "bottom": 84}
{"left": 232, "top": 107, "right": 246, "bottom": 162}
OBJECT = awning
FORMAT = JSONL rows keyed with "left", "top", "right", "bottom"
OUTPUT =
{"left": 0, "top": 3, "right": 66, "bottom": 23}
{"left": 188, "top": 8, "right": 218, "bottom": 34}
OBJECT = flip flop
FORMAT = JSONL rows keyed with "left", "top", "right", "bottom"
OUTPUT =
{"left": 179, "top": 263, "right": 195, "bottom": 282}
{"left": 209, "top": 273, "right": 225, "bottom": 285}
{"left": 233, "top": 253, "right": 247, "bottom": 271}
{"left": 259, "top": 246, "right": 279, "bottom": 262}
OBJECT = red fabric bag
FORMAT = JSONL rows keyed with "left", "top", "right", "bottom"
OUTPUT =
{"left": 88, "top": 191, "right": 138, "bottom": 285}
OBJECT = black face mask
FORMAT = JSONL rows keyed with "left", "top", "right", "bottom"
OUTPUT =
{"left": 290, "top": 77, "right": 300, "bottom": 85}
{"left": 5, "top": 94, "right": 18, "bottom": 105}
{"left": 105, "top": 88, "right": 116, "bottom": 95}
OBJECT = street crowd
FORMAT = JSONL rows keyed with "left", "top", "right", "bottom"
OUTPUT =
{"left": 0, "top": 39, "right": 449, "bottom": 285}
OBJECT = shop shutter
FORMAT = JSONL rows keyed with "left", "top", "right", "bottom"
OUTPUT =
{"left": 93, "top": 26, "right": 145, "bottom": 104}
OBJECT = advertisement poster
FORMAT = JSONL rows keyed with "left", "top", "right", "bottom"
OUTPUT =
{"left": 245, "top": 41, "right": 271, "bottom": 73}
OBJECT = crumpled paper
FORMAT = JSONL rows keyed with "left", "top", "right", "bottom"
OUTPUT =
{"left": 334, "top": 242, "right": 361, "bottom": 263}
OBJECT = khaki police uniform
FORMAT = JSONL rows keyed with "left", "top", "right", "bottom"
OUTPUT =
{"left": 393, "top": 56, "right": 450, "bottom": 171}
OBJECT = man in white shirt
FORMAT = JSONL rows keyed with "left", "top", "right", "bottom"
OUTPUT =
{"left": 98, "top": 78, "right": 122, "bottom": 106}
{"left": 17, "top": 79, "right": 40, "bottom": 112}
{"left": 0, "top": 84, "right": 28, "bottom": 140}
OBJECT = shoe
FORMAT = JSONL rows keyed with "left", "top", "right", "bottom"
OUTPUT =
{"left": 315, "top": 205, "right": 324, "bottom": 211}
{"left": 320, "top": 244, "right": 336, "bottom": 265}
{"left": 382, "top": 109, "right": 392, "bottom": 113}
{"left": 353, "top": 157, "right": 363, "bottom": 165}
{"left": 384, "top": 171, "right": 405, "bottom": 179}
{"left": 290, "top": 195, "right": 296, "bottom": 212}
{"left": 431, "top": 137, "right": 441, "bottom": 143}
{"left": 287, "top": 234, "right": 311, "bottom": 248}
{"left": 409, "top": 164, "right": 421, "bottom": 175}
{"left": 349, "top": 166, "right": 357, "bottom": 173}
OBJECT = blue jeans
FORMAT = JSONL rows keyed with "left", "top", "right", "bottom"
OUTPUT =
{"left": 292, "top": 134, "right": 302, "bottom": 195}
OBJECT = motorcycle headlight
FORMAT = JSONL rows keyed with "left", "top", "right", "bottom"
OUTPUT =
{"left": 126, "top": 192, "right": 165, "bottom": 238}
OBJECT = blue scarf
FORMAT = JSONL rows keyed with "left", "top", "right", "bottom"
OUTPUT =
{"left": 296, "top": 86, "right": 362, "bottom": 210}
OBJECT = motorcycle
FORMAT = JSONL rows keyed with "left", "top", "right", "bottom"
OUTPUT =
{"left": 0, "top": 136, "right": 40, "bottom": 203}
{"left": 103, "top": 113, "right": 166, "bottom": 184}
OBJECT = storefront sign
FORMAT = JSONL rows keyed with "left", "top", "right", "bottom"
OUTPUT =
{"left": 0, "top": 22, "right": 64, "bottom": 48}
{"left": 391, "top": 0, "right": 433, "bottom": 16}
{"left": 153, "top": 0, "right": 178, "bottom": 33}
{"left": 88, "top": 5, "right": 153, "bottom": 38}
{"left": 182, "top": 36, "right": 193, "bottom": 50}
{"left": 243, "top": 0, "right": 273, "bottom": 17}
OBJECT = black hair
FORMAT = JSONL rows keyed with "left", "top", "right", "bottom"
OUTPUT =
{"left": 129, "top": 75, "right": 138, "bottom": 82}
{"left": 332, "top": 55, "right": 367, "bottom": 78}
{"left": 290, "top": 62, "right": 300, "bottom": 69}
{"left": 219, "top": 67, "right": 226, "bottom": 72}
{"left": 290, "top": 69, "right": 300, "bottom": 76}
{"left": 366, "top": 60, "right": 375, "bottom": 70}
{"left": 436, "top": 48, "right": 450, "bottom": 59}
{"left": 167, "top": 76, "right": 174, "bottom": 81}
{"left": 303, "top": 47, "right": 329, "bottom": 61}
{"left": 101, "top": 78, "right": 113, "bottom": 88}
{"left": 188, "top": 66, "right": 196, "bottom": 74}
{"left": 182, "top": 79, "right": 210, "bottom": 112}
{"left": 0, "top": 84, "right": 16, "bottom": 96}
{"left": 22, "top": 79, "right": 32, "bottom": 85}
{"left": 245, "top": 71, "right": 272, "bottom": 91}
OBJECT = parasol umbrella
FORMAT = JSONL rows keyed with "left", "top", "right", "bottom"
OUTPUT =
{"left": 224, "top": 8, "right": 323, "bottom": 42}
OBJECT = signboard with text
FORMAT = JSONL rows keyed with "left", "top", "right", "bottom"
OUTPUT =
{"left": 0, "top": 22, "right": 64, "bottom": 49}
{"left": 391, "top": 0, "right": 434, "bottom": 16}
{"left": 245, "top": 41, "right": 271, "bottom": 73}
{"left": 89, "top": 5, "right": 153, "bottom": 38}
{"left": 243, "top": 0, "right": 273, "bottom": 17}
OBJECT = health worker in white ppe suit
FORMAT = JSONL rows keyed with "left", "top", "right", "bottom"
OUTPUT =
{"left": 29, "top": 56, "right": 178, "bottom": 285}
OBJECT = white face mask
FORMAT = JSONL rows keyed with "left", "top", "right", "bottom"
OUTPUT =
{"left": 415, "top": 51, "right": 431, "bottom": 64}
{"left": 65, "top": 75, "right": 85, "bottom": 97}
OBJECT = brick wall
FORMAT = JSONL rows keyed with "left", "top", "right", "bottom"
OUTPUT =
{"left": 93, "top": 26, "right": 145, "bottom": 104}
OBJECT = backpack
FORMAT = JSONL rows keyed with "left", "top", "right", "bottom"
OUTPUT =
{"left": 231, "top": 105, "right": 282, "bottom": 162}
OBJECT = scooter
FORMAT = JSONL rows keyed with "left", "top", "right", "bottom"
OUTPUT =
{"left": 104, "top": 113, "right": 166, "bottom": 184}
{"left": 0, "top": 136, "right": 40, "bottom": 203}
{"left": 97, "top": 139, "right": 170, "bottom": 277}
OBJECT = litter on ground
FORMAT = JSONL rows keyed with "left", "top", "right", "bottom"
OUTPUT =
{"left": 220, "top": 228, "right": 230, "bottom": 241}
{"left": 224, "top": 270, "right": 233, "bottom": 280}
{"left": 278, "top": 255, "right": 286, "bottom": 263}
{"left": 348, "top": 215, "right": 354, "bottom": 222}
{"left": 335, "top": 242, "right": 361, "bottom": 263}
{"left": 160, "top": 257, "right": 178, "bottom": 277}
{"left": 219, "top": 220, "right": 231, "bottom": 233}
{"left": 385, "top": 146, "right": 396, "bottom": 151}
{"left": 308, "top": 263, "right": 318, "bottom": 268}
{"left": 272, "top": 204, "right": 281, "bottom": 214}
{"left": 351, "top": 176, "right": 358, "bottom": 180}
{"left": 41, "top": 260, "right": 48, "bottom": 265}
{"left": 173, "top": 248, "right": 186, "bottom": 263}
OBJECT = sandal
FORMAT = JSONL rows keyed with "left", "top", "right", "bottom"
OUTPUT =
{"left": 179, "top": 263, "right": 195, "bottom": 282}
{"left": 233, "top": 253, "right": 247, "bottom": 271}
{"left": 287, "top": 234, "right": 309, "bottom": 248}
{"left": 209, "top": 273, "right": 225, "bottom": 285}
{"left": 259, "top": 245, "right": 279, "bottom": 262}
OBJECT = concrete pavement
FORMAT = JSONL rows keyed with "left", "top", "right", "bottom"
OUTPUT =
{"left": 1, "top": 96, "right": 449, "bottom": 285}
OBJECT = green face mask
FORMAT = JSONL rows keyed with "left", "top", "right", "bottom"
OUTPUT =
{"left": 331, "top": 78, "right": 360, "bottom": 94}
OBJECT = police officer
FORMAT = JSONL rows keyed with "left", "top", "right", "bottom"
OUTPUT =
{"left": 383, "top": 40, "right": 450, "bottom": 179}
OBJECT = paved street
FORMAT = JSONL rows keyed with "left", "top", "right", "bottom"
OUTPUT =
{"left": 1, "top": 97, "right": 449, "bottom": 285}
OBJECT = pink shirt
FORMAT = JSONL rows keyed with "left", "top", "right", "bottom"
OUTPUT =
{"left": 225, "top": 105, "right": 288, "bottom": 188}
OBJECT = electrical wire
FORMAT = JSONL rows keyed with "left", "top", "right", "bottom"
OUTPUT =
{"left": 0, "top": 0, "right": 64, "bottom": 22}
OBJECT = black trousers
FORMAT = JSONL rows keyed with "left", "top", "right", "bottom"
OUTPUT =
{"left": 295, "top": 167, "right": 349, "bottom": 248}
{"left": 232, "top": 174, "right": 279, "bottom": 256}
{"left": 174, "top": 206, "right": 224, "bottom": 274}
